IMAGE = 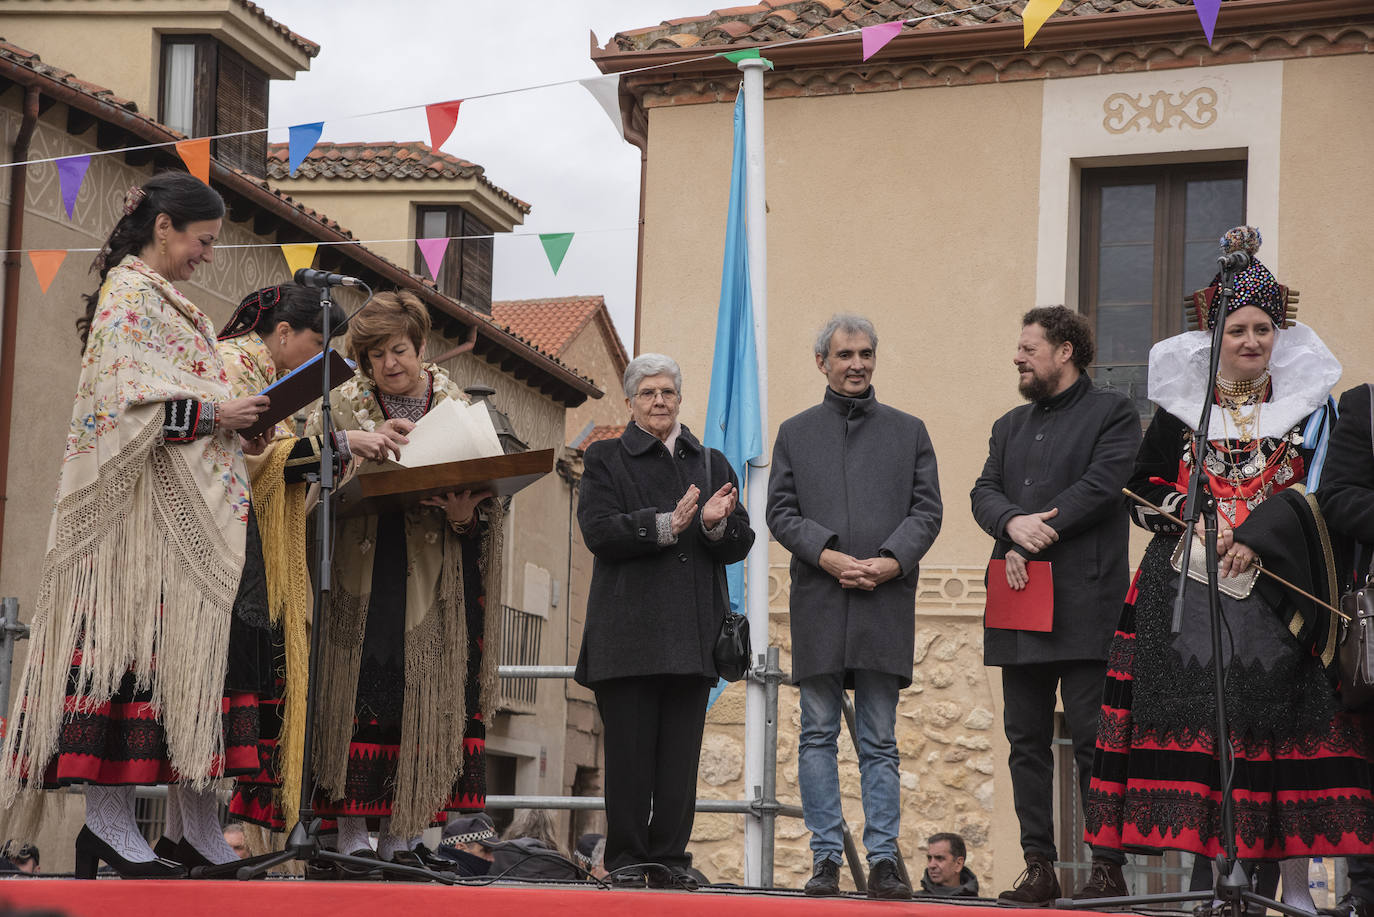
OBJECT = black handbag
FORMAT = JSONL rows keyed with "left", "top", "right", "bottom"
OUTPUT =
{"left": 1336, "top": 383, "right": 1374, "bottom": 710}
{"left": 704, "top": 451, "right": 751, "bottom": 682}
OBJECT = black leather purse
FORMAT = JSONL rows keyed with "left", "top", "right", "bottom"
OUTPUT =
{"left": 705, "top": 451, "right": 751, "bottom": 682}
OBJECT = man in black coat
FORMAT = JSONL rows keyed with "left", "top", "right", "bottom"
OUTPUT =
{"left": 768, "top": 315, "right": 942, "bottom": 900}
{"left": 970, "top": 306, "right": 1139, "bottom": 905}
{"left": 575, "top": 353, "right": 754, "bottom": 889}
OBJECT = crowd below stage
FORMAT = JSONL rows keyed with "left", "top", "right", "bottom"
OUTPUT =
{"left": 0, "top": 172, "right": 1370, "bottom": 908}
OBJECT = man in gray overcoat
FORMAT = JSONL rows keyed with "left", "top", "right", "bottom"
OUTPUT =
{"left": 970, "top": 306, "right": 1140, "bottom": 905}
{"left": 767, "top": 314, "right": 942, "bottom": 900}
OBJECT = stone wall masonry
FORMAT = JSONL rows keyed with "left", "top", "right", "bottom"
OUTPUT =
{"left": 689, "top": 563, "right": 1000, "bottom": 893}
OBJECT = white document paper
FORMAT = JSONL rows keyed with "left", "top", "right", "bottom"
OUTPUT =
{"left": 374, "top": 398, "right": 505, "bottom": 470}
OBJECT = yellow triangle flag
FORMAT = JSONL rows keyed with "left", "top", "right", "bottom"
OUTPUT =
{"left": 175, "top": 138, "right": 211, "bottom": 185}
{"left": 280, "top": 243, "right": 318, "bottom": 278}
{"left": 28, "top": 250, "right": 67, "bottom": 293}
{"left": 1023, "top": 0, "right": 1059, "bottom": 47}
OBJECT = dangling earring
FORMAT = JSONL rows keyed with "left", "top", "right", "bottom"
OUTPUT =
{"left": 279, "top": 336, "right": 286, "bottom": 348}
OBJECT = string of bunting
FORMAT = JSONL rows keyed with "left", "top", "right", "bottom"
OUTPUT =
{"left": 18, "top": 227, "right": 626, "bottom": 293}
{"left": 20, "top": 0, "right": 1232, "bottom": 294}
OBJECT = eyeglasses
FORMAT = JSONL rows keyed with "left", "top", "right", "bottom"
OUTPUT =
{"left": 634, "top": 388, "right": 679, "bottom": 403}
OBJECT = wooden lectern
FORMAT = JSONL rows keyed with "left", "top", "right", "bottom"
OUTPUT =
{"left": 335, "top": 448, "right": 555, "bottom": 518}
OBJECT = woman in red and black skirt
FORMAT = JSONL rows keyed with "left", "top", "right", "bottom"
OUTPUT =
{"left": 1084, "top": 228, "right": 1374, "bottom": 911}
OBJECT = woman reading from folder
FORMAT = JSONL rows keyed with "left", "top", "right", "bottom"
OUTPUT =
{"left": 214, "top": 282, "right": 404, "bottom": 841}
{"left": 306, "top": 290, "right": 499, "bottom": 867}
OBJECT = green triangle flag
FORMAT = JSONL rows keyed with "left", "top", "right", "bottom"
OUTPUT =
{"left": 539, "top": 233, "right": 574, "bottom": 275}
{"left": 719, "top": 49, "right": 760, "bottom": 63}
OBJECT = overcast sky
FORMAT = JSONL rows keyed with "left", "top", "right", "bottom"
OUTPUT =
{"left": 262, "top": 0, "right": 702, "bottom": 353}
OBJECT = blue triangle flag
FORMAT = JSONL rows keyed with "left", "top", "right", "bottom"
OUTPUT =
{"left": 287, "top": 122, "right": 324, "bottom": 176}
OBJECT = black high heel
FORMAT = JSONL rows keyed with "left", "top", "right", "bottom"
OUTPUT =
{"left": 172, "top": 839, "right": 212, "bottom": 869}
{"left": 74, "top": 825, "right": 188, "bottom": 879}
{"left": 152, "top": 836, "right": 179, "bottom": 860}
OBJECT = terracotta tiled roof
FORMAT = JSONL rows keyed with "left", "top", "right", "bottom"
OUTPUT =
{"left": 581, "top": 424, "right": 626, "bottom": 446}
{"left": 266, "top": 141, "right": 531, "bottom": 214}
{"left": 0, "top": 39, "right": 600, "bottom": 405}
{"left": 491, "top": 296, "right": 608, "bottom": 356}
{"left": 608, "top": 0, "right": 1195, "bottom": 50}
{"left": 237, "top": 0, "right": 320, "bottom": 57}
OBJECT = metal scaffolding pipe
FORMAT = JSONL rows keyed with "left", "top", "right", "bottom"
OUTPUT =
{"left": 483, "top": 795, "right": 802, "bottom": 820}
{"left": 497, "top": 665, "right": 576, "bottom": 679}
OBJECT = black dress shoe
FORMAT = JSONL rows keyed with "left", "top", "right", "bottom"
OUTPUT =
{"left": 75, "top": 826, "right": 187, "bottom": 879}
{"left": 804, "top": 858, "right": 841, "bottom": 896}
{"left": 608, "top": 866, "right": 648, "bottom": 888}
{"left": 867, "top": 858, "right": 912, "bottom": 900}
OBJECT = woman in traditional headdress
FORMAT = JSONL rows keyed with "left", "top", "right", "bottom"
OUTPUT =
{"left": 307, "top": 290, "right": 502, "bottom": 865}
{"left": 214, "top": 283, "right": 403, "bottom": 843}
{"left": 0, "top": 171, "right": 272, "bottom": 878}
{"left": 1083, "top": 227, "right": 1374, "bottom": 910}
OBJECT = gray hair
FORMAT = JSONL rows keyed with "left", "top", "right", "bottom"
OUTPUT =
{"left": 814, "top": 313, "right": 878, "bottom": 362}
{"left": 623, "top": 353, "right": 683, "bottom": 399}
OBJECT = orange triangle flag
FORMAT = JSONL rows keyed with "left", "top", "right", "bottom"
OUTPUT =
{"left": 425, "top": 100, "right": 463, "bottom": 152}
{"left": 1023, "top": 0, "right": 1060, "bottom": 47}
{"left": 176, "top": 138, "right": 211, "bottom": 185}
{"left": 281, "top": 243, "right": 318, "bottom": 278}
{"left": 28, "top": 250, "right": 67, "bottom": 294}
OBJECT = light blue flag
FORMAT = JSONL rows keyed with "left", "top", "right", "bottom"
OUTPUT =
{"left": 704, "top": 91, "right": 763, "bottom": 708}
{"left": 287, "top": 122, "right": 324, "bottom": 176}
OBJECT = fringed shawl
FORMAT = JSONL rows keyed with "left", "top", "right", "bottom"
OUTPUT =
{"left": 0, "top": 257, "right": 249, "bottom": 835}
{"left": 217, "top": 332, "right": 312, "bottom": 833}
{"left": 307, "top": 365, "right": 504, "bottom": 837}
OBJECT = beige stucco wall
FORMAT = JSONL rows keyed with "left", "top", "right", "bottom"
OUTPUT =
{"left": 560, "top": 321, "right": 625, "bottom": 442}
{"left": 0, "top": 0, "right": 313, "bottom": 116}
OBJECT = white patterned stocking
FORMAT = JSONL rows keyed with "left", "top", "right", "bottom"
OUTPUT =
{"left": 174, "top": 785, "right": 238, "bottom": 865}
{"left": 335, "top": 816, "right": 371, "bottom": 855}
{"left": 84, "top": 785, "right": 156, "bottom": 863}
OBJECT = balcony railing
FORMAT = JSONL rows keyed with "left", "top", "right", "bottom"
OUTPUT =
{"left": 498, "top": 605, "right": 543, "bottom": 713}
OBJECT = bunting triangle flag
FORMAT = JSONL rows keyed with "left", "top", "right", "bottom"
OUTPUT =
{"left": 538, "top": 233, "right": 574, "bottom": 276}
{"left": 175, "top": 138, "right": 211, "bottom": 185}
{"left": 1195, "top": 0, "right": 1221, "bottom": 45}
{"left": 287, "top": 122, "right": 325, "bottom": 176}
{"left": 1022, "top": 0, "right": 1060, "bottom": 47}
{"left": 861, "top": 21, "right": 903, "bottom": 61}
{"left": 56, "top": 155, "right": 91, "bottom": 219}
{"left": 280, "top": 243, "right": 318, "bottom": 277}
{"left": 416, "top": 237, "right": 449, "bottom": 281}
{"left": 425, "top": 100, "right": 463, "bottom": 152}
{"left": 718, "top": 48, "right": 775, "bottom": 69}
{"left": 578, "top": 75, "right": 624, "bottom": 141}
{"left": 28, "top": 250, "right": 67, "bottom": 293}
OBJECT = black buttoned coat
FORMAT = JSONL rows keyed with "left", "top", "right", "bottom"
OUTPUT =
{"left": 574, "top": 421, "right": 754, "bottom": 686}
{"left": 970, "top": 373, "right": 1141, "bottom": 666}
{"left": 767, "top": 387, "right": 943, "bottom": 687}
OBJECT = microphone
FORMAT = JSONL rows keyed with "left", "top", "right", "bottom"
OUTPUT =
{"left": 1217, "top": 250, "right": 1251, "bottom": 272}
{"left": 293, "top": 267, "right": 364, "bottom": 288}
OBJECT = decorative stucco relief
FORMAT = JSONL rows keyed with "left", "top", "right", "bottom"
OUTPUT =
{"left": 1102, "top": 86, "right": 1218, "bottom": 134}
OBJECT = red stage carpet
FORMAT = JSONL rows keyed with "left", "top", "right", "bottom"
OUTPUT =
{"left": 0, "top": 879, "right": 1107, "bottom": 917}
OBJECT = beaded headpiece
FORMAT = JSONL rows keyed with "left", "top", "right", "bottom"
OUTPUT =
{"left": 1187, "top": 226, "right": 1297, "bottom": 330}
{"left": 217, "top": 285, "right": 283, "bottom": 341}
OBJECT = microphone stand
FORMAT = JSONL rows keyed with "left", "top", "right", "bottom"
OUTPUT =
{"left": 196, "top": 281, "right": 449, "bottom": 883}
{"left": 1058, "top": 256, "right": 1310, "bottom": 917}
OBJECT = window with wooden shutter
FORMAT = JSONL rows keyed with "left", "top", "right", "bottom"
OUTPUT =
{"left": 159, "top": 36, "right": 269, "bottom": 178}
{"left": 159, "top": 36, "right": 215, "bottom": 139}
{"left": 459, "top": 211, "right": 492, "bottom": 315}
{"left": 414, "top": 206, "right": 494, "bottom": 315}
{"left": 214, "top": 44, "right": 269, "bottom": 177}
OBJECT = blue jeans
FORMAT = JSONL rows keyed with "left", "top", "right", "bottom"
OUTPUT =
{"left": 798, "top": 670, "right": 902, "bottom": 866}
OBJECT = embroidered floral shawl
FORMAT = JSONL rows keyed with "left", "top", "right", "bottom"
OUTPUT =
{"left": 1, "top": 256, "right": 249, "bottom": 832}
{"left": 307, "top": 364, "right": 504, "bottom": 837}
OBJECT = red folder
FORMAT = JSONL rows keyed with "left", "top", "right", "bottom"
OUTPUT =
{"left": 985, "top": 560, "right": 1054, "bottom": 632}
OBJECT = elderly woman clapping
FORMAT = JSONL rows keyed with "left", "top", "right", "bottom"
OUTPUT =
{"left": 574, "top": 353, "right": 754, "bottom": 889}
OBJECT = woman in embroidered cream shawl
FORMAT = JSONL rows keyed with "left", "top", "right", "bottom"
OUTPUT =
{"left": 308, "top": 290, "right": 503, "bottom": 864}
{"left": 214, "top": 283, "right": 404, "bottom": 842}
{"left": 0, "top": 172, "right": 273, "bottom": 878}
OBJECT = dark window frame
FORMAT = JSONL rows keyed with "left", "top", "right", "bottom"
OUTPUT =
{"left": 414, "top": 205, "right": 493, "bottom": 314}
{"left": 157, "top": 34, "right": 269, "bottom": 178}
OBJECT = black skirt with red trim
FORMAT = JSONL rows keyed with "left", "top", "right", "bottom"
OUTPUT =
{"left": 1085, "top": 536, "right": 1374, "bottom": 859}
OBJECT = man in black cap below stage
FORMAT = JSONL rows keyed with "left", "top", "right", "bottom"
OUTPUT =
{"left": 434, "top": 813, "right": 499, "bottom": 876}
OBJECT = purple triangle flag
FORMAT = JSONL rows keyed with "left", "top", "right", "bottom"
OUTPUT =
{"left": 57, "top": 155, "right": 91, "bottom": 219}
{"left": 861, "top": 21, "right": 903, "bottom": 61}
{"left": 416, "top": 237, "right": 448, "bottom": 281}
{"left": 1195, "top": 0, "right": 1221, "bottom": 46}
{"left": 287, "top": 122, "right": 325, "bottom": 176}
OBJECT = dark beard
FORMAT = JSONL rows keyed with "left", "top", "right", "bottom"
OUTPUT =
{"left": 1018, "top": 371, "right": 1057, "bottom": 403}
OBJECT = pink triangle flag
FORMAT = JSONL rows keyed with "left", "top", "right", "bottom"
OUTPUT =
{"left": 1022, "top": 0, "right": 1060, "bottom": 48}
{"left": 861, "top": 21, "right": 903, "bottom": 61}
{"left": 1195, "top": 0, "right": 1221, "bottom": 45}
{"left": 416, "top": 237, "right": 448, "bottom": 281}
{"left": 425, "top": 100, "right": 463, "bottom": 152}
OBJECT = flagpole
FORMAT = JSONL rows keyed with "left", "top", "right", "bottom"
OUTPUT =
{"left": 737, "top": 55, "right": 769, "bottom": 889}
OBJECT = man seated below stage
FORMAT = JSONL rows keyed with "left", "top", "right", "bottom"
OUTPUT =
{"left": 434, "top": 813, "right": 499, "bottom": 876}
{"left": 919, "top": 833, "right": 980, "bottom": 898}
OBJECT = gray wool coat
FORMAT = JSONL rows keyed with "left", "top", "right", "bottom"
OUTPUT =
{"left": 767, "top": 387, "right": 943, "bottom": 687}
{"left": 574, "top": 421, "right": 754, "bottom": 687}
{"left": 970, "top": 372, "right": 1141, "bottom": 666}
